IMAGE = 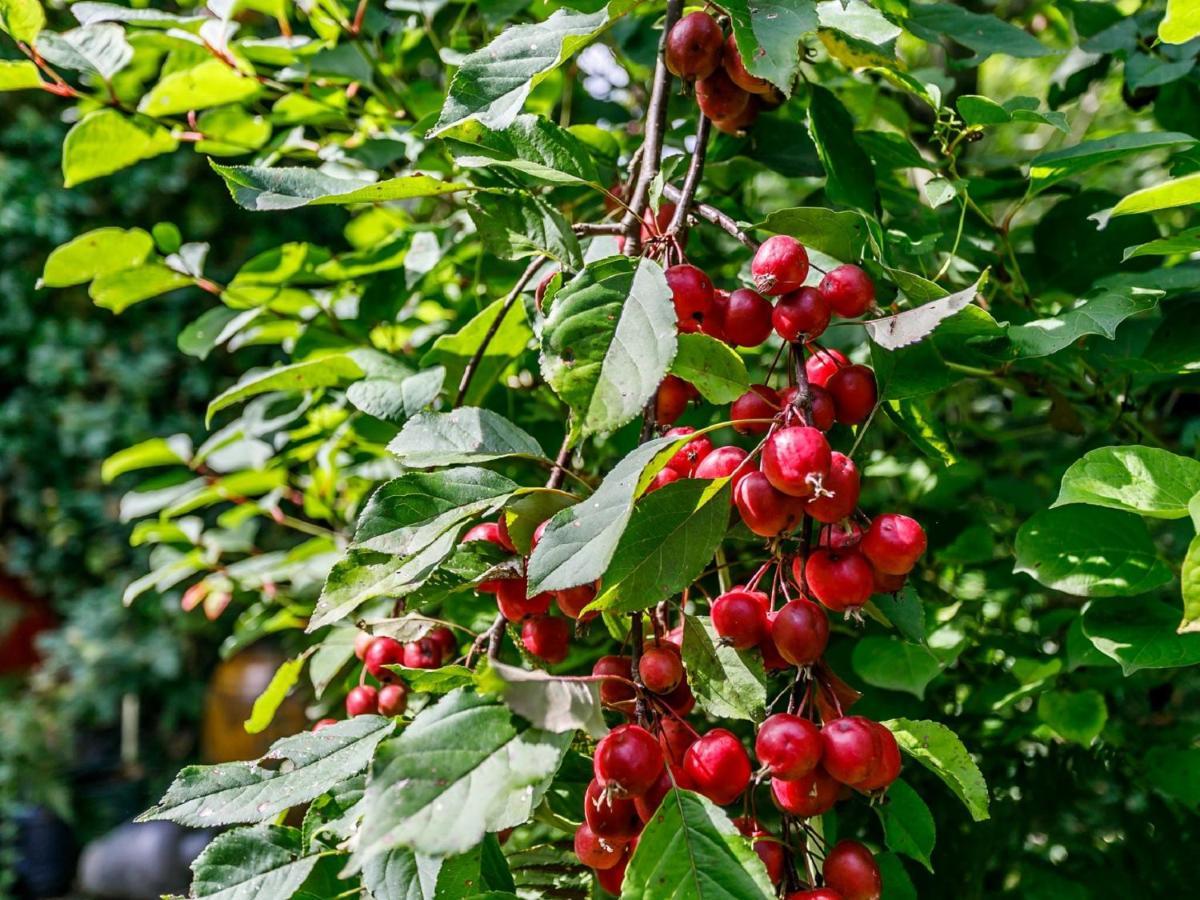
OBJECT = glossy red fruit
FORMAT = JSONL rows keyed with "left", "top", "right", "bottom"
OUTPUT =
{"left": 661, "top": 676, "right": 696, "bottom": 716}
{"left": 377, "top": 682, "right": 408, "bottom": 717}
{"left": 665, "top": 11, "right": 723, "bottom": 80}
{"left": 861, "top": 514, "right": 927, "bottom": 575}
{"left": 703, "top": 289, "right": 730, "bottom": 341}
{"left": 585, "top": 779, "right": 640, "bottom": 841}
{"left": 346, "top": 684, "right": 378, "bottom": 717}
{"left": 820, "top": 717, "right": 882, "bottom": 787}
{"left": 575, "top": 822, "right": 625, "bottom": 870}
{"left": 494, "top": 517, "right": 517, "bottom": 553}
{"left": 428, "top": 626, "right": 458, "bottom": 660}
{"left": 820, "top": 521, "right": 863, "bottom": 551}
{"left": 804, "top": 348, "right": 848, "bottom": 387}
{"left": 312, "top": 718, "right": 338, "bottom": 731}
{"left": 807, "top": 385, "right": 837, "bottom": 431}
{"left": 363, "top": 636, "right": 405, "bottom": 681}
{"left": 803, "top": 549, "right": 874, "bottom": 612}
{"left": 786, "top": 891, "right": 845, "bottom": 900}
{"left": 722, "top": 288, "right": 773, "bottom": 347}
{"left": 753, "top": 831, "right": 786, "bottom": 884}
{"left": 404, "top": 637, "right": 442, "bottom": 669}
{"left": 819, "top": 264, "right": 876, "bottom": 318}
{"left": 646, "top": 467, "right": 682, "bottom": 494}
{"left": 593, "top": 655, "right": 636, "bottom": 706}
{"left": 664, "top": 426, "right": 713, "bottom": 474}
{"left": 496, "top": 577, "right": 553, "bottom": 621}
{"left": 823, "top": 840, "right": 882, "bottom": 900}
{"left": 595, "top": 724, "right": 665, "bottom": 798}
{"left": 666, "top": 264, "right": 715, "bottom": 334}
{"left": 771, "top": 766, "right": 839, "bottom": 817}
{"left": 694, "top": 445, "right": 752, "bottom": 495}
{"left": 759, "top": 613, "right": 791, "bottom": 671}
{"left": 712, "top": 589, "right": 768, "bottom": 649}
{"left": 659, "top": 716, "right": 697, "bottom": 765}
{"left": 805, "top": 452, "right": 860, "bottom": 524}
{"left": 656, "top": 375, "right": 694, "bottom": 426}
{"left": 684, "top": 728, "right": 752, "bottom": 805}
{"left": 771, "top": 597, "right": 829, "bottom": 666}
{"left": 522, "top": 615, "right": 570, "bottom": 664}
{"left": 856, "top": 722, "right": 901, "bottom": 791}
{"left": 731, "top": 384, "right": 780, "bottom": 435}
{"left": 530, "top": 519, "right": 549, "bottom": 551}
{"left": 595, "top": 848, "right": 630, "bottom": 895}
{"left": 639, "top": 645, "right": 683, "bottom": 694}
{"left": 633, "top": 767, "right": 674, "bottom": 822}
{"left": 761, "top": 426, "right": 832, "bottom": 498}
{"left": 723, "top": 33, "right": 771, "bottom": 94}
{"left": 752, "top": 236, "right": 809, "bottom": 296}
{"left": 872, "top": 568, "right": 906, "bottom": 594}
{"left": 774, "top": 287, "right": 830, "bottom": 342}
{"left": 827, "top": 365, "right": 877, "bottom": 426}
{"left": 756, "top": 713, "right": 823, "bottom": 781}
{"left": 353, "top": 631, "right": 374, "bottom": 661}
{"left": 641, "top": 201, "right": 676, "bottom": 240}
{"left": 696, "top": 68, "right": 750, "bottom": 122}
{"left": 712, "top": 96, "right": 760, "bottom": 135}
{"left": 556, "top": 583, "right": 598, "bottom": 620}
{"left": 735, "top": 472, "right": 800, "bottom": 537}
{"left": 462, "top": 521, "right": 511, "bottom": 593}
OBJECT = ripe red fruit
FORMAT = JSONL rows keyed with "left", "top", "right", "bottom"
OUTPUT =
{"left": 771, "top": 597, "right": 829, "bottom": 666}
{"left": 595, "top": 724, "right": 665, "bottom": 798}
{"left": 861, "top": 514, "right": 927, "bottom": 575}
{"left": 665, "top": 11, "right": 723, "bottom": 80}
{"left": 496, "top": 577, "right": 553, "bottom": 621}
{"left": 771, "top": 766, "right": 839, "bottom": 817}
{"left": 803, "top": 549, "right": 875, "bottom": 612}
{"left": 353, "top": 631, "right": 375, "bottom": 662}
{"left": 574, "top": 822, "right": 625, "bottom": 870}
{"left": 711, "top": 589, "right": 768, "bottom": 648}
{"left": 427, "top": 626, "right": 458, "bottom": 660}
{"left": 826, "top": 364, "right": 877, "bottom": 426}
{"left": 856, "top": 722, "right": 901, "bottom": 792}
{"left": 656, "top": 375, "right": 694, "bottom": 426}
{"left": 461, "top": 521, "right": 512, "bottom": 593}
{"left": 723, "top": 33, "right": 771, "bottom": 94}
{"left": 823, "top": 840, "right": 882, "bottom": 900}
{"left": 759, "top": 613, "right": 792, "bottom": 671}
{"left": 346, "top": 685, "right": 378, "bottom": 717}
{"left": 658, "top": 716, "right": 697, "bottom": 765}
{"left": 660, "top": 676, "right": 695, "bottom": 716}
{"left": 403, "top": 637, "right": 442, "bottom": 669}
{"left": 735, "top": 471, "right": 802, "bottom": 537}
{"left": 786, "top": 891, "right": 845, "bottom": 900}
{"left": 820, "top": 521, "right": 863, "bottom": 551}
{"left": 377, "top": 683, "right": 408, "bottom": 717}
{"left": 684, "top": 728, "right": 752, "bottom": 805}
{"left": 752, "top": 831, "right": 786, "bottom": 884}
{"left": 595, "top": 849, "right": 629, "bottom": 895}
{"left": 805, "top": 452, "right": 860, "bottom": 524}
{"left": 820, "top": 717, "right": 882, "bottom": 787}
{"left": 761, "top": 426, "right": 832, "bottom": 497}
{"left": 522, "top": 614, "right": 570, "bottom": 664}
{"left": 556, "top": 583, "right": 598, "bottom": 620}
{"left": 819, "top": 264, "right": 876, "bottom": 318}
{"left": 531, "top": 519, "right": 549, "bottom": 551}
{"left": 702, "top": 288, "right": 730, "bottom": 341}
{"left": 752, "top": 236, "right": 810, "bottom": 296}
{"left": 807, "top": 385, "right": 837, "bottom": 431}
{"left": 363, "top": 636, "right": 405, "bottom": 681}
{"left": 494, "top": 517, "right": 517, "bottom": 553}
{"left": 722, "top": 288, "right": 773, "bottom": 347}
{"left": 633, "top": 767, "right": 674, "bottom": 822}
{"left": 694, "top": 445, "right": 752, "bottom": 494}
{"left": 585, "top": 778, "right": 640, "bottom": 841}
{"left": 665, "top": 264, "right": 714, "bottom": 334}
{"left": 639, "top": 645, "right": 683, "bottom": 694}
{"left": 805, "top": 348, "right": 848, "bottom": 387}
{"left": 664, "top": 426, "right": 713, "bottom": 474}
{"left": 593, "top": 655, "right": 636, "bottom": 706}
{"left": 773, "top": 287, "right": 831, "bottom": 341}
{"left": 646, "top": 466, "right": 682, "bottom": 494}
{"left": 712, "top": 96, "right": 760, "bottom": 135}
{"left": 696, "top": 68, "right": 750, "bottom": 122}
{"left": 731, "top": 384, "right": 780, "bottom": 435}
{"left": 756, "top": 713, "right": 823, "bottom": 781}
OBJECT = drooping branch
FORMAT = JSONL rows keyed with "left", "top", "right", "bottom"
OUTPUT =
{"left": 666, "top": 114, "right": 713, "bottom": 242}
{"left": 662, "top": 183, "right": 759, "bottom": 250}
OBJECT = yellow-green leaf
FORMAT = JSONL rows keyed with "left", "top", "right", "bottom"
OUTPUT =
{"left": 63, "top": 110, "right": 178, "bottom": 187}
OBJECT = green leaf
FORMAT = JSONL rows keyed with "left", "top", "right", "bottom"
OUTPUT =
{"left": 1029, "top": 132, "right": 1196, "bottom": 194}
{"left": 876, "top": 780, "right": 936, "bottom": 872}
{"left": 1014, "top": 506, "right": 1172, "bottom": 597}
{"left": 140, "top": 716, "right": 394, "bottom": 826}
{"left": 0, "top": 58, "right": 41, "bottom": 90}
{"left": 195, "top": 105, "right": 273, "bottom": 157}
{"left": 101, "top": 435, "right": 192, "bottom": 482}
{"left": 310, "top": 628, "right": 358, "bottom": 700}
{"left": 447, "top": 113, "right": 600, "bottom": 186}
{"left": 866, "top": 276, "right": 984, "bottom": 351}
{"left": 882, "top": 718, "right": 989, "bottom": 822}
{"left": 1181, "top": 533, "right": 1200, "bottom": 634}
{"left": 852, "top": 637, "right": 942, "bottom": 699}
{"left": 680, "top": 614, "right": 767, "bottom": 723}
{"left": 541, "top": 255, "right": 677, "bottom": 439}
{"left": 1111, "top": 172, "right": 1200, "bottom": 217}
{"left": 36, "top": 23, "right": 131, "bottom": 79}
{"left": 1161, "top": 0, "right": 1200, "bottom": 44}
{"left": 669, "top": 332, "right": 750, "bottom": 404}
{"left": 388, "top": 408, "right": 545, "bottom": 468}
{"left": 72, "top": 2, "right": 204, "bottom": 27}
{"left": 1082, "top": 598, "right": 1200, "bottom": 674}
{"left": 1142, "top": 747, "right": 1200, "bottom": 809}
{"left": 244, "top": 652, "right": 309, "bottom": 735}
{"left": 756, "top": 206, "right": 871, "bottom": 262}
{"left": 347, "top": 369, "right": 444, "bottom": 423}
{"left": 957, "top": 95, "right": 1068, "bottom": 132}
{"left": 467, "top": 192, "right": 583, "bottom": 270}
{"left": 0, "top": 0, "right": 44, "bottom": 43}
{"left": 207, "top": 352, "right": 366, "bottom": 423}
{"left": 723, "top": 0, "right": 818, "bottom": 95}
{"left": 211, "top": 162, "right": 474, "bottom": 212}
{"left": 190, "top": 825, "right": 319, "bottom": 900}
{"left": 179, "top": 306, "right": 261, "bottom": 360}
{"left": 362, "top": 844, "right": 493, "bottom": 900}
{"left": 1036, "top": 690, "right": 1108, "bottom": 744}
{"left": 1053, "top": 445, "right": 1200, "bottom": 519}
{"left": 1123, "top": 225, "right": 1200, "bottom": 261}
{"left": 424, "top": 295, "right": 532, "bottom": 407}
{"left": 89, "top": 263, "right": 193, "bottom": 313}
{"left": 876, "top": 852, "right": 918, "bottom": 900}
{"left": 355, "top": 690, "right": 572, "bottom": 861}
{"left": 870, "top": 582, "right": 927, "bottom": 644}
{"left": 1008, "top": 287, "right": 1162, "bottom": 358}
{"left": 623, "top": 788, "right": 775, "bottom": 898}
{"left": 586, "top": 477, "right": 731, "bottom": 614}
{"left": 62, "top": 110, "right": 178, "bottom": 187}
{"left": 139, "top": 58, "right": 262, "bottom": 116}
{"left": 477, "top": 660, "right": 607, "bottom": 738}
{"left": 808, "top": 85, "right": 877, "bottom": 211}
{"left": 906, "top": 2, "right": 1053, "bottom": 62}
{"left": 883, "top": 400, "right": 958, "bottom": 467}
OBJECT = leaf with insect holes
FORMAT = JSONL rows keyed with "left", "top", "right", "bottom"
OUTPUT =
{"left": 866, "top": 276, "right": 984, "bottom": 350}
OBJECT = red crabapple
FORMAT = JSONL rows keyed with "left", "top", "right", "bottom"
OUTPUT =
{"left": 353, "top": 630, "right": 374, "bottom": 661}
{"left": 363, "top": 636, "right": 405, "bottom": 681}
{"left": 377, "top": 683, "right": 408, "bottom": 717}
{"left": 722, "top": 288, "right": 773, "bottom": 346}
{"left": 696, "top": 68, "right": 751, "bottom": 122}
{"left": 771, "top": 766, "right": 839, "bottom": 817}
{"left": 521, "top": 614, "right": 570, "bottom": 664}
{"left": 805, "top": 348, "right": 848, "bottom": 387}
{"left": 345, "top": 685, "right": 378, "bottom": 717}
{"left": 585, "top": 778, "right": 640, "bottom": 841}
{"left": 823, "top": 840, "right": 882, "bottom": 900}
{"left": 805, "top": 452, "right": 860, "bottom": 524}
{"left": 773, "top": 287, "right": 830, "bottom": 341}
{"left": 856, "top": 722, "right": 901, "bottom": 792}
{"left": 722, "top": 33, "right": 771, "bottom": 94}
{"left": 694, "top": 445, "right": 752, "bottom": 494}
{"left": 820, "top": 716, "right": 882, "bottom": 786}
{"left": 646, "top": 467, "right": 681, "bottom": 494}
{"left": 594, "top": 724, "right": 664, "bottom": 798}
{"left": 826, "top": 364, "right": 877, "bottom": 426}
{"left": 403, "top": 637, "right": 442, "bottom": 669}
{"left": 574, "top": 823, "right": 624, "bottom": 870}
{"left": 428, "top": 626, "right": 457, "bottom": 659}
{"left": 656, "top": 375, "right": 694, "bottom": 426}
{"left": 665, "top": 264, "right": 714, "bottom": 333}
{"left": 771, "top": 597, "right": 829, "bottom": 666}
{"left": 786, "top": 892, "right": 845, "bottom": 900}
{"left": 664, "top": 426, "right": 713, "bottom": 475}
{"left": 556, "top": 583, "right": 598, "bottom": 620}
{"left": 752, "top": 236, "right": 809, "bottom": 296}
{"left": 861, "top": 513, "right": 927, "bottom": 575}
{"left": 712, "top": 96, "right": 760, "bottom": 135}
{"left": 756, "top": 713, "right": 823, "bottom": 781}
{"left": 702, "top": 288, "right": 730, "bottom": 341}
{"left": 496, "top": 577, "right": 553, "bottom": 621}
{"left": 819, "top": 264, "right": 876, "bottom": 318}
{"left": 802, "top": 549, "right": 874, "bottom": 612}
{"left": 712, "top": 589, "right": 769, "bottom": 648}
{"left": 735, "top": 471, "right": 802, "bottom": 537}
{"left": 684, "top": 728, "right": 752, "bottom": 805}
{"left": 732, "top": 384, "right": 780, "bottom": 435}
{"left": 761, "top": 426, "right": 832, "bottom": 497}
{"left": 593, "top": 655, "right": 635, "bottom": 706}
{"left": 665, "top": 11, "right": 723, "bottom": 80}
{"left": 639, "top": 645, "right": 683, "bottom": 694}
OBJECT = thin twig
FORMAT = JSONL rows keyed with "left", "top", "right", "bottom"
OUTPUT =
{"left": 667, "top": 115, "right": 713, "bottom": 242}
{"left": 573, "top": 222, "right": 625, "bottom": 236}
{"left": 546, "top": 433, "right": 574, "bottom": 491}
{"left": 467, "top": 613, "right": 506, "bottom": 667}
{"left": 662, "top": 183, "right": 759, "bottom": 250}
{"left": 455, "top": 259, "right": 543, "bottom": 407}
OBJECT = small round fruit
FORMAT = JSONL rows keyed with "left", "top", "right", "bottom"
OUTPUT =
{"left": 522, "top": 614, "right": 570, "bottom": 664}
{"left": 872, "top": 567, "right": 906, "bottom": 594}
{"left": 807, "top": 385, "right": 837, "bottom": 431}
{"left": 770, "top": 766, "right": 839, "bottom": 817}
{"left": 731, "top": 384, "right": 780, "bottom": 435}
{"left": 756, "top": 713, "right": 823, "bottom": 781}
{"left": 665, "top": 11, "right": 723, "bottom": 80}
{"left": 363, "top": 636, "right": 405, "bottom": 681}
{"left": 575, "top": 822, "right": 625, "bottom": 870}
{"left": 861, "top": 514, "right": 927, "bottom": 575}
{"left": 712, "top": 96, "right": 760, "bottom": 135}
{"left": 711, "top": 589, "right": 768, "bottom": 649}
{"left": 377, "top": 683, "right": 408, "bottom": 717}
{"left": 461, "top": 522, "right": 511, "bottom": 593}
{"left": 723, "top": 33, "right": 771, "bottom": 94}
{"left": 661, "top": 676, "right": 696, "bottom": 716}
{"left": 805, "top": 452, "right": 860, "bottom": 524}
{"left": 642, "top": 202, "right": 676, "bottom": 240}
{"left": 694, "top": 445, "right": 752, "bottom": 494}
{"left": 761, "top": 426, "right": 832, "bottom": 498}
{"left": 665, "top": 264, "right": 714, "bottom": 334}
{"left": 633, "top": 767, "right": 674, "bottom": 822}
{"left": 820, "top": 521, "right": 863, "bottom": 551}
{"left": 403, "top": 637, "right": 442, "bottom": 669}
{"left": 773, "top": 287, "right": 830, "bottom": 341}
{"left": 664, "top": 426, "right": 713, "bottom": 475}
{"left": 759, "top": 613, "right": 791, "bottom": 671}
{"left": 496, "top": 577, "right": 553, "bottom": 621}
{"left": 819, "top": 264, "right": 876, "bottom": 318}
{"left": 735, "top": 471, "right": 800, "bottom": 537}
{"left": 556, "top": 583, "right": 598, "bottom": 620}
{"left": 703, "top": 288, "right": 730, "bottom": 341}
{"left": 684, "top": 728, "right": 752, "bottom": 805}
{"left": 820, "top": 717, "right": 882, "bottom": 787}
{"left": 804, "top": 348, "right": 848, "bottom": 387}
{"left": 593, "top": 655, "right": 636, "bottom": 706}
{"left": 353, "top": 631, "right": 374, "bottom": 661}
{"left": 786, "top": 891, "right": 845, "bottom": 900}
{"left": 595, "top": 724, "right": 665, "bottom": 798}
{"left": 494, "top": 517, "right": 517, "bottom": 552}
{"left": 585, "top": 778, "right": 640, "bottom": 841}
{"left": 752, "top": 236, "right": 809, "bottom": 296}
{"left": 646, "top": 467, "right": 682, "bottom": 494}
{"left": 823, "top": 840, "right": 882, "bottom": 900}
{"left": 595, "top": 849, "right": 630, "bottom": 895}
{"left": 659, "top": 716, "right": 697, "bottom": 764}
{"left": 656, "top": 375, "right": 694, "bottom": 426}
{"left": 752, "top": 831, "right": 786, "bottom": 884}
{"left": 722, "top": 288, "right": 773, "bottom": 347}
{"left": 639, "top": 645, "right": 683, "bottom": 694}
{"left": 771, "top": 597, "right": 829, "bottom": 666}
{"left": 346, "top": 685, "right": 378, "bottom": 717}
{"left": 696, "top": 68, "right": 751, "bottom": 122}
{"left": 427, "top": 626, "right": 458, "bottom": 660}
{"left": 803, "top": 549, "right": 875, "bottom": 612}
{"left": 856, "top": 722, "right": 901, "bottom": 792}
{"left": 826, "top": 364, "right": 877, "bottom": 426}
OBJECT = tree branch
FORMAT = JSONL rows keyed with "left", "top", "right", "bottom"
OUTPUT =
{"left": 454, "top": 258, "right": 543, "bottom": 407}
{"left": 666, "top": 115, "right": 712, "bottom": 242}
{"left": 662, "top": 183, "right": 759, "bottom": 250}
{"left": 546, "top": 432, "right": 574, "bottom": 491}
